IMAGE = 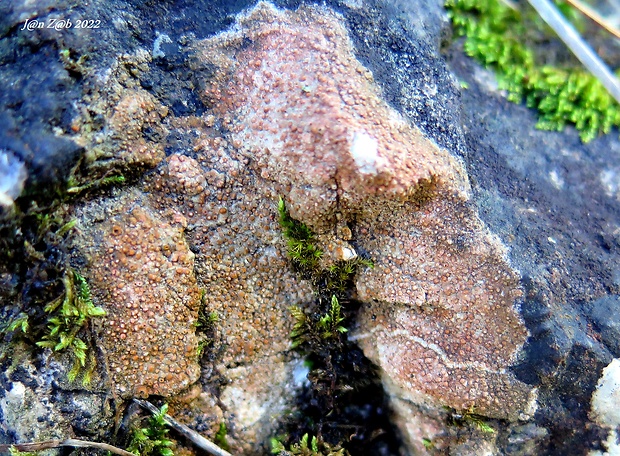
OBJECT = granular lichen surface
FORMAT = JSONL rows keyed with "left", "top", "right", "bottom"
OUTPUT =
{"left": 75, "top": 190, "right": 200, "bottom": 398}
{"left": 192, "top": 1, "right": 535, "bottom": 421}
{"left": 71, "top": 1, "right": 535, "bottom": 446}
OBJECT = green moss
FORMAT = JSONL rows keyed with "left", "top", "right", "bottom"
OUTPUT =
{"left": 290, "top": 296, "right": 347, "bottom": 349}
{"left": 6, "top": 313, "right": 29, "bottom": 334}
{"left": 447, "top": 406, "right": 496, "bottom": 434}
{"left": 0, "top": 201, "right": 106, "bottom": 386}
{"left": 446, "top": 0, "right": 620, "bottom": 142}
{"left": 127, "top": 404, "right": 174, "bottom": 456}
{"left": 278, "top": 197, "right": 372, "bottom": 298}
{"left": 2, "top": 267, "right": 105, "bottom": 386}
{"left": 271, "top": 433, "right": 345, "bottom": 456}
{"left": 9, "top": 447, "right": 37, "bottom": 456}
{"left": 317, "top": 295, "right": 347, "bottom": 339}
{"left": 214, "top": 422, "right": 231, "bottom": 451}
{"left": 289, "top": 306, "right": 309, "bottom": 349}
{"left": 323, "top": 258, "right": 373, "bottom": 296}
{"left": 278, "top": 197, "right": 363, "bottom": 349}
{"left": 278, "top": 197, "right": 323, "bottom": 273}
{"left": 35, "top": 269, "right": 105, "bottom": 385}
{"left": 194, "top": 290, "right": 219, "bottom": 358}
{"left": 275, "top": 198, "right": 389, "bottom": 452}
{"left": 66, "top": 174, "right": 125, "bottom": 196}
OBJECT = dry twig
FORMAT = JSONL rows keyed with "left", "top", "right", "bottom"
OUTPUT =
{"left": 527, "top": 0, "right": 620, "bottom": 104}
{"left": 133, "top": 399, "right": 232, "bottom": 456}
{"left": 0, "top": 438, "right": 135, "bottom": 456}
{"left": 563, "top": 0, "right": 620, "bottom": 40}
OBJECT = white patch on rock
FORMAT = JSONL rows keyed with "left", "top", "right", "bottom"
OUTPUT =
{"left": 153, "top": 32, "right": 172, "bottom": 59}
{"left": 591, "top": 358, "right": 620, "bottom": 427}
{"left": 0, "top": 149, "right": 27, "bottom": 207}
{"left": 6, "top": 381, "right": 25, "bottom": 399}
{"left": 549, "top": 169, "right": 564, "bottom": 189}
{"left": 341, "top": 0, "right": 363, "bottom": 8}
{"left": 221, "top": 386, "right": 267, "bottom": 429}
{"left": 600, "top": 169, "right": 620, "bottom": 200}
{"left": 219, "top": 357, "right": 307, "bottom": 440}
{"left": 350, "top": 131, "right": 382, "bottom": 175}
{"left": 291, "top": 359, "right": 310, "bottom": 387}
{"left": 589, "top": 430, "right": 620, "bottom": 456}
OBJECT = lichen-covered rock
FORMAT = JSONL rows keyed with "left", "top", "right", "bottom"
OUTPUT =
{"left": 352, "top": 191, "right": 537, "bottom": 421}
{"left": 4, "top": 0, "right": 620, "bottom": 454}
{"left": 194, "top": 0, "right": 535, "bottom": 438}
{"left": 146, "top": 149, "right": 315, "bottom": 368}
{"left": 73, "top": 189, "right": 201, "bottom": 398}
{"left": 103, "top": 88, "right": 168, "bottom": 169}
{"left": 195, "top": 2, "right": 465, "bottom": 232}
{"left": 66, "top": 49, "right": 169, "bottom": 183}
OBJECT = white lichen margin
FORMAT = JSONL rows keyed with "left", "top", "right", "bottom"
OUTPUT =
{"left": 589, "top": 358, "right": 620, "bottom": 456}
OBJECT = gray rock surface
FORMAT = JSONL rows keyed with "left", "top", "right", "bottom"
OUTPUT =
{"left": 0, "top": 340, "right": 114, "bottom": 452}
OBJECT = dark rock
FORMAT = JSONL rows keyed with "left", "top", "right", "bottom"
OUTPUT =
{"left": 585, "top": 295, "right": 620, "bottom": 357}
{"left": 0, "top": 341, "right": 113, "bottom": 446}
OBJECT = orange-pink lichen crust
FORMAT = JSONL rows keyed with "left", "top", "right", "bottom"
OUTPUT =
{"left": 75, "top": 190, "right": 200, "bottom": 398}
{"left": 352, "top": 189, "right": 536, "bottom": 419}
{"left": 147, "top": 149, "right": 315, "bottom": 366}
{"left": 106, "top": 89, "right": 167, "bottom": 168}
{"left": 196, "top": 2, "right": 535, "bottom": 420}
{"left": 196, "top": 2, "right": 464, "bottom": 232}
{"left": 72, "top": 1, "right": 535, "bottom": 440}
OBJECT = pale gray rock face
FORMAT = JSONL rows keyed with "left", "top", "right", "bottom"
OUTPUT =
{"left": 0, "top": 340, "right": 114, "bottom": 451}
{"left": 1, "top": 0, "right": 620, "bottom": 455}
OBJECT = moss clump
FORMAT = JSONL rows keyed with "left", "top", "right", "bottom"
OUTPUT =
{"left": 278, "top": 197, "right": 323, "bottom": 272}
{"left": 35, "top": 269, "right": 105, "bottom": 385}
{"left": 6, "top": 313, "right": 29, "bottom": 335}
{"left": 9, "top": 447, "right": 37, "bottom": 456}
{"left": 194, "top": 290, "right": 219, "bottom": 358}
{"left": 322, "top": 258, "right": 373, "bottom": 296}
{"left": 446, "top": 406, "right": 496, "bottom": 434}
{"left": 127, "top": 403, "right": 174, "bottom": 456}
{"left": 290, "top": 295, "right": 348, "bottom": 349}
{"left": 0, "top": 249, "right": 105, "bottom": 386}
{"left": 1, "top": 161, "right": 126, "bottom": 379}
{"left": 446, "top": 0, "right": 620, "bottom": 142}
{"left": 277, "top": 197, "right": 373, "bottom": 298}
{"left": 275, "top": 198, "right": 399, "bottom": 454}
{"left": 271, "top": 433, "right": 345, "bottom": 456}
{"left": 66, "top": 174, "right": 125, "bottom": 196}
{"left": 214, "top": 422, "right": 231, "bottom": 452}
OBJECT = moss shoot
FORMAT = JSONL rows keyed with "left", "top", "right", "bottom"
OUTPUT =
{"left": 35, "top": 269, "right": 105, "bottom": 384}
{"left": 276, "top": 198, "right": 400, "bottom": 454}
{"left": 271, "top": 433, "right": 345, "bottom": 456}
{"left": 127, "top": 403, "right": 174, "bottom": 456}
{"left": 446, "top": 0, "right": 620, "bottom": 142}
